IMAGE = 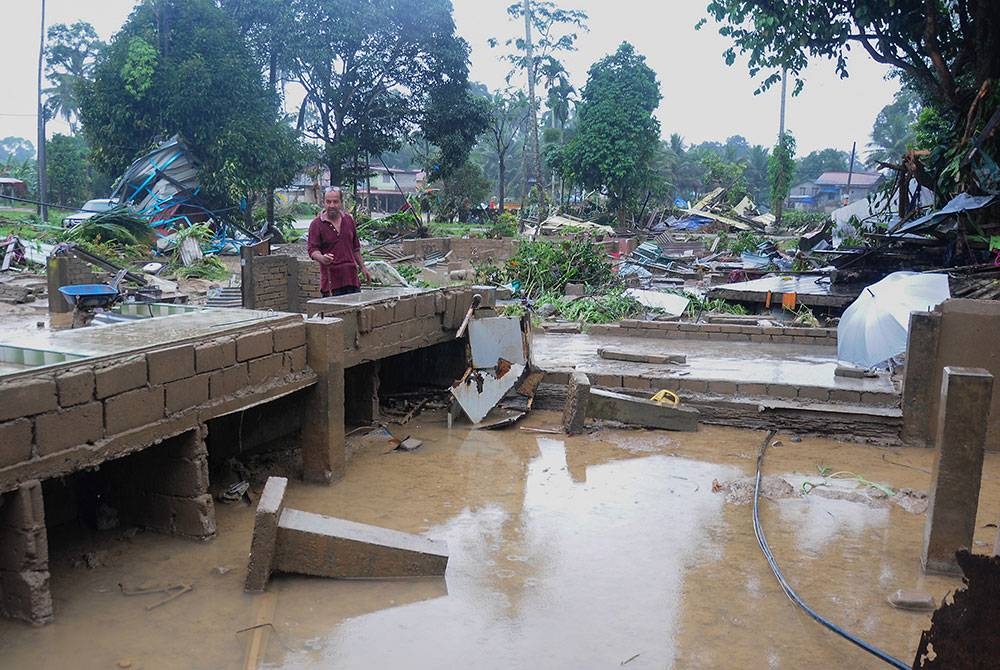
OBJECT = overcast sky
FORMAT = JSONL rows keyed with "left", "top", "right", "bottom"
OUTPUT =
{"left": 4, "top": 0, "right": 899, "bottom": 157}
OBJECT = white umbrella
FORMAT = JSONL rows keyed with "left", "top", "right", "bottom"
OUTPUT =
{"left": 837, "top": 272, "right": 950, "bottom": 368}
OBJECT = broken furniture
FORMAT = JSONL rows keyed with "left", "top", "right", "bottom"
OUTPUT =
{"left": 245, "top": 477, "right": 448, "bottom": 592}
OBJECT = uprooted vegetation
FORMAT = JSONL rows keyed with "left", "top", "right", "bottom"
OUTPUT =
{"left": 474, "top": 236, "right": 618, "bottom": 298}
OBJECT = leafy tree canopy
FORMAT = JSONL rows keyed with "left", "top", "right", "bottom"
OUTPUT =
{"left": 284, "top": 0, "right": 480, "bottom": 186}
{"left": 79, "top": 0, "right": 306, "bottom": 211}
{"left": 562, "top": 42, "right": 662, "bottom": 223}
{"left": 700, "top": 1, "right": 1000, "bottom": 196}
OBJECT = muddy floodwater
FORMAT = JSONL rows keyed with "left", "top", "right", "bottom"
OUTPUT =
{"left": 2, "top": 412, "right": 998, "bottom": 669}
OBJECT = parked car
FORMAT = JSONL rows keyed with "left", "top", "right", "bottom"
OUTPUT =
{"left": 62, "top": 198, "right": 119, "bottom": 228}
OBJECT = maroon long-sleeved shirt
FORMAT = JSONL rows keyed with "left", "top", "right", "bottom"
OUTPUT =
{"left": 307, "top": 213, "right": 361, "bottom": 293}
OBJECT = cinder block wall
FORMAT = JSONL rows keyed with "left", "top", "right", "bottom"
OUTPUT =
{"left": 902, "top": 299, "right": 1000, "bottom": 449}
{"left": 590, "top": 320, "right": 838, "bottom": 346}
{"left": 0, "top": 317, "right": 312, "bottom": 494}
{"left": 307, "top": 286, "right": 493, "bottom": 367}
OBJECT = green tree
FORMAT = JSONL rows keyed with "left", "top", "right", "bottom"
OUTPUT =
{"left": 43, "top": 22, "right": 105, "bottom": 133}
{"left": 867, "top": 89, "right": 921, "bottom": 166}
{"left": 79, "top": 0, "right": 304, "bottom": 218}
{"left": 45, "top": 134, "right": 90, "bottom": 205}
{"left": 796, "top": 148, "right": 850, "bottom": 182}
{"left": 483, "top": 89, "right": 530, "bottom": 210}
{"left": 700, "top": 152, "right": 748, "bottom": 205}
{"left": 562, "top": 42, "right": 662, "bottom": 225}
{"left": 700, "top": 1, "right": 1000, "bottom": 197}
{"left": 491, "top": 0, "right": 588, "bottom": 203}
{"left": 768, "top": 131, "right": 796, "bottom": 223}
{"left": 286, "top": 0, "right": 475, "bottom": 187}
{"left": 434, "top": 161, "right": 490, "bottom": 222}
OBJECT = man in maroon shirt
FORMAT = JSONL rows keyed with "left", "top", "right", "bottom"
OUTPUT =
{"left": 307, "top": 188, "right": 372, "bottom": 296}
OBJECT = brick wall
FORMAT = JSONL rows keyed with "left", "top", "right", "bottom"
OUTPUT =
{"left": 308, "top": 287, "right": 492, "bottom": 368}
{"left": 297, "top": 259, "right": 321, "bottom": 303}
{"left": 0, "top": 317, "right": 314, "bottom": 494}
{"left": 589, "top": 320, "right": 838, "bottom": 346}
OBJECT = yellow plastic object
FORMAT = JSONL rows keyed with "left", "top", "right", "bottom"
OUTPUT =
{"left": 650, "top": 389, "right": 680, "bottom": 406}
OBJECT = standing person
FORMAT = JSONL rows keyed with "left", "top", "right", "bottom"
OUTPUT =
{"left": 308, "top": 188, "right": 372, "bottom": 297}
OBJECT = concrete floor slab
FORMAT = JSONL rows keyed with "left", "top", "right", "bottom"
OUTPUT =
{"left": 533, "top": 331, "right": 897, "bottom": 394}
{"left": 0, "top": 308, "right": 293, "bottom": 377}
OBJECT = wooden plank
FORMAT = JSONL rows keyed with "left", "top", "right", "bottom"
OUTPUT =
{"left": 242, "top": 593, "right": 277, "bottom": 670}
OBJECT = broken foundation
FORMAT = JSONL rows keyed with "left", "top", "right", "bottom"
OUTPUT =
{"left": 0, "top": 283, "right": 489, "bottom": 624}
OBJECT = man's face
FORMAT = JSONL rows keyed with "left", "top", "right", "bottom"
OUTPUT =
{"left": 324, "top": 191, "right": 342, "bottom": 213}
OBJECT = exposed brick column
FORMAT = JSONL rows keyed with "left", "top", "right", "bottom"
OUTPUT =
{"left": 901, "top": 311, "right": 943, "bottom": 447}
{"left": 0, "top": 480, "right": 53, "bottom": 625}
{"left": 922, "top": 366, "right": 994, "bottom": 575}
{"left": 302, "top": 317, "right": 346, "bottom": 483}
{"left": 112, "top": 429, "right": 217, "bottom": 540}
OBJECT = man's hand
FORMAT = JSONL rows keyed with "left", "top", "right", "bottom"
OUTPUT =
{"left": 317, "top": 253, "right": 335, "bottom": 266}
{"left": 361, "top": 267, "right": 372, "bottom": 283}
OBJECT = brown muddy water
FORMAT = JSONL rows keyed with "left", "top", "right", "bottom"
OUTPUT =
{"left": 2, "top": 412, "right": 998, "bottom": 669}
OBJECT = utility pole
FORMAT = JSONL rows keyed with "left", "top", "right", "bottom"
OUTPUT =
{"left": 36, "top": 0, "right": 48, "bottom": 221}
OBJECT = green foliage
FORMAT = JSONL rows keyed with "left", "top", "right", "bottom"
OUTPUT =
{"left": 283, "top": 0, "right": 476, "bottom": 186}
{"left": 780, "top": 210, "right": 830, "bottom": 230}
{"left": 768, "top": 132, "right": 796, "bottom": 216}
{"left": 536, "top": 289, "right": 645, "bottom": 324}
{"left": 433, "top": 162, "right": 491, "bottom": 222}
{"left": 43, "top": 22, "right": 105, "bottom": 131}
{"left": 680, "top": 293, "right": 748, "bottom": 318}
{"left": 64, "top": 206, "right": 152, "bottom": 248}
{"left": 395, "top": 264, "right": 422, "bottom": 285}
{"left": 45, "top": 134, "right": 91, "bottom": 206}
{"left": 867, "top": 88, "right": 920, "bottom": 166}
{"left": 562, "top": 42, "right": 661, "bottom": 224}
{"left": 700, "top": 152, "right": 749, "bottom": 204}
{"left": 121, "top": 37, "right": 158, "bottom": 99}
{"left": 474, "top": 236, "right": 616, "bottom": 298}
{"left": 80, "top": 0, "right": 304, "bottom": 214}
{"left": 492, "top": 211, "right": 519, "bottom": 238}
{"left": 172, "top": 256, "right": 230, "bottom": 280}
{"left": 716, "top": 230, "right": 766, "bottom": 254}
{"left": 700, "top": 2, "right": 1000, "bottom": 200}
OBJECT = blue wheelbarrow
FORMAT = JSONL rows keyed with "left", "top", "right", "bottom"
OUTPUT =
{"left": 57, "top": 269, "right": 127, "bottom": 325}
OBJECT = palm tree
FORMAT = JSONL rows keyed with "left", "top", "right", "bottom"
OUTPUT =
{"left": 867, "top": 89, "right": 920, "bottom": 166}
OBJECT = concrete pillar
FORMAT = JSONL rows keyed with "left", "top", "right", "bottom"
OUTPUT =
{"left": 240, "top": 245, "right": 256, "bottom": 309}
{"left": 301, "top": 317, "right": 346, "bottom": 484}
{"left": 0, "top": 480, "right": 53, "bottom": 625}
{"left": 922, "top": 366, "right": 994, "bottom": 575}
{"left": 116, "top": 429, "right": 217, "bottom": 540}
{"left": 344, "top": 361, "right": 380, "bottom": 425}
{"left": 562, "top": 372, "right": 591, "bottom": 435}
{"left": 901, "top": 311, "right": 943, "bottom": 447}
{"left": 46, "top": 256, "right": 74, "bottom": 329}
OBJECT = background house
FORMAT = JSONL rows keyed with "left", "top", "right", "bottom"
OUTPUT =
{"left": 787, "top": 171, "right": 884, "bottom": 213}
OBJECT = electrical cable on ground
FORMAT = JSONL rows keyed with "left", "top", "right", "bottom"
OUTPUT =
{"left": 753, "top": 430, "right": 911, "bottom": 670}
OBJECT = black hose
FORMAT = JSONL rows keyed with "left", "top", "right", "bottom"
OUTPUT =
{"left": 753, "top": 431, "right": 911, "bottom": 669}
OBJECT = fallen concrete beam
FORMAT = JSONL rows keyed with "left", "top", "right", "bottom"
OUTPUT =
{"left": 245, "top": 476, "right": 448, "bottom": 592}
{"left": 587, "top": 388, "right": 699, "bottom": 432}
{"left": 597, "top": 347, "right": 686, "bottom": 365}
